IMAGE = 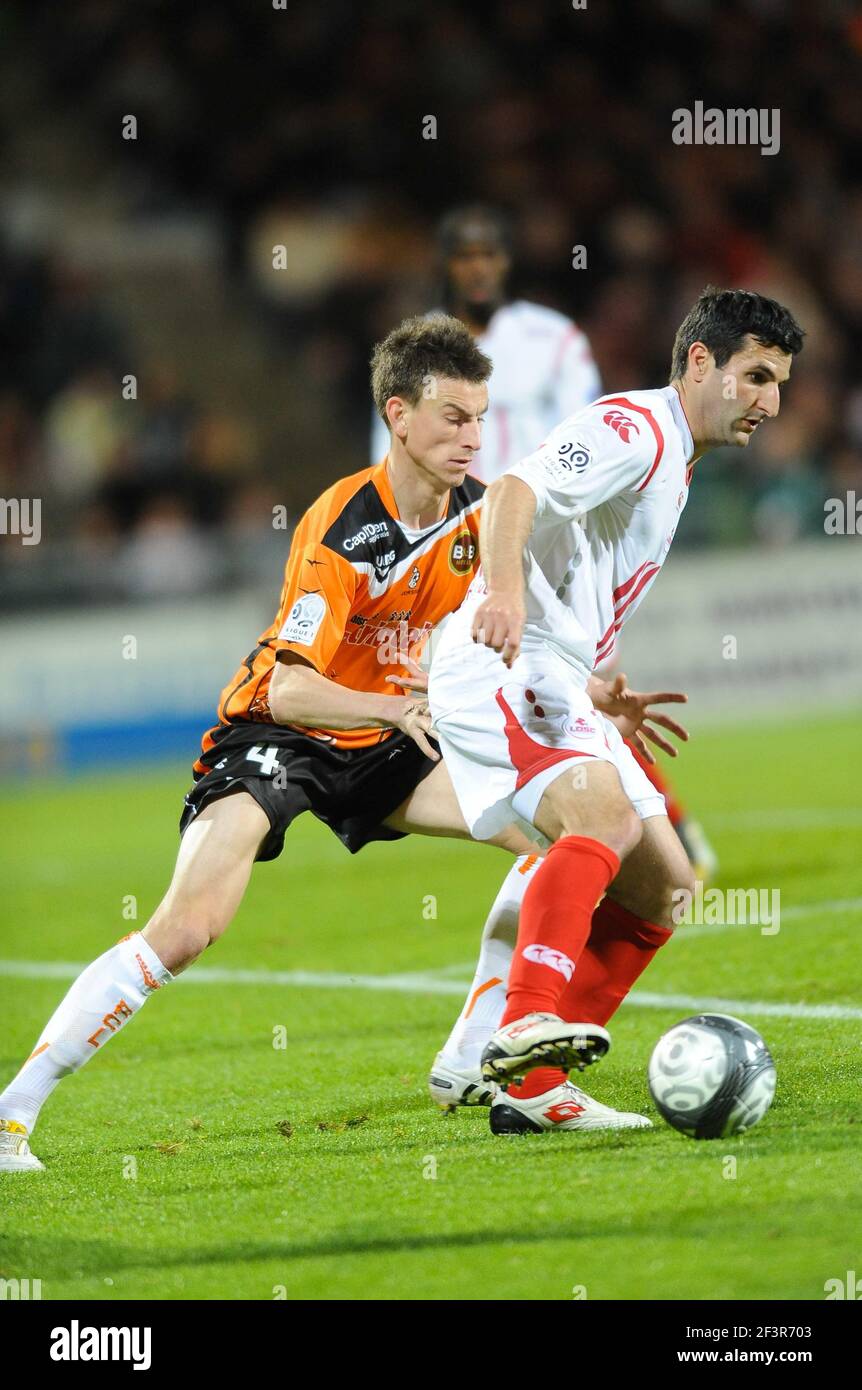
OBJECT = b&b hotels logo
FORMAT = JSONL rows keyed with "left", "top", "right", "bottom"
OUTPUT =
{"left": 50, "top": 1321, "right": 152, "bottom": 1370}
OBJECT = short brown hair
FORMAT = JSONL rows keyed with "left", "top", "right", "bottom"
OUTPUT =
{"left": 370, "top": 313, "right": 492, "bottom": 426}
{"left": 670, "top": 287, "right": 804, "bottom": 381}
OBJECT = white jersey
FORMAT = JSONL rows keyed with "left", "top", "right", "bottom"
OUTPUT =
{"left": 449, "top": 385, "right": 695, "bottom": 683}
{"left": 370, "top": 300, "right": 601, "bottom": 483}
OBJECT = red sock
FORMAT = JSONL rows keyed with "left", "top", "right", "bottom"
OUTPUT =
{"left": 559, "top": 896, "right": 672, "bottom": 1026}
{"left": 508, "top": 896, "right": 671, "bottom": 1101}
{"left": 502, "top": 835, "right": 620, "bottom": 1026}
{"left": 625, "top": 739, "right": 685, "bottom": 826}
{"left": 506, "top": 1066, "right": 567, "bottom": 1100}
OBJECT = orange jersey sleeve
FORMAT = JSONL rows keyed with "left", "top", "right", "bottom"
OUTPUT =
{"left": 269, "top": 536, "right": 358, "bottom": 675}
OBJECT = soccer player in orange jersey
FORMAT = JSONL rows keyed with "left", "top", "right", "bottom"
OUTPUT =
{"left": 0, "top": 314, "right": 500, "bottom": 1168}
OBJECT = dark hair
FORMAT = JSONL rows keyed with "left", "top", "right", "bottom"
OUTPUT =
{"left": 670, "top": 287, "right": 805, "bottom": 381}
{"left": 436, "top": 204, "right": 513, "bottom": 258}
{"left": 370, "top": 313, "right": 492, "bottom": 425}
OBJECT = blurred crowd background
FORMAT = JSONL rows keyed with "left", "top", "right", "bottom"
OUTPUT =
{"left": 2, "top": 0, "right": 861, "bottom": 610}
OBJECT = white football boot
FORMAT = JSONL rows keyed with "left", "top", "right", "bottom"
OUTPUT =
{"left": 0, "top": 1120, "right": 45, "bottom": 1172}
{"left": 428, "top": 1054, "right": 497, "bottom": 1111}
{"left": 491, "top": 1080, "right": 653, "bottom": 1135}
{"left": 481, "top": 1013, "right": 610, "bottom": 1086}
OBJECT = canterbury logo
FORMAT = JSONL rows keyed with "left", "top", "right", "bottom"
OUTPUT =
{"left": 603, "top": 409, "right": 639, "bottom": 443}
{"left": 543, "top": 1100, "right": 586, "bottom": 1123}
{"left": 522, "top": 943, "right": 575, "bottom": 981}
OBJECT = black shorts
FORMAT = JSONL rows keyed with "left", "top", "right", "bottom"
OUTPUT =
{"left": 179, "top": 721, "right": 438, "bottom": 862}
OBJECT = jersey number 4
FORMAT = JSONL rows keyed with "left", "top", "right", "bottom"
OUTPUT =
{"left": 245, "top": 744, "right": 281, "bottom": 776}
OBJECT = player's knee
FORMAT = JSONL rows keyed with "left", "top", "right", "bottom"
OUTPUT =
{"left": 555, "top": 798, "right": 641, "bottom": 861}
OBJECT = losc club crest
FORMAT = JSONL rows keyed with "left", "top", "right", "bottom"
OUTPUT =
{"left": 448, "top": 529, "right": 477, "bottom": 576}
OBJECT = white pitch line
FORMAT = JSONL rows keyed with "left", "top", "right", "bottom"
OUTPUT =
{"left": 624, "top": 992, "right": 862, "bottom": 1022}
{"left": 1, "top": 959, "right": 860, "bottom": 1021}
{"left": 0, "top": 959, "right": 466, "bottom": 997}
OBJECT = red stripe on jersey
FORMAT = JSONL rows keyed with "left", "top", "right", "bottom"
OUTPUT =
{"left": 593, "top": 631, "right": 617, "bottom": 665}
{"left": 594, "top": 632, "right": 616, "bottom": 664}
{"left": 614, "top": 562, "right": 660, "bottom": 621}
{"left": 495, "top": 689, "right": 594, "bottom": 792}
{"left": 595, "top": 613, "right": 615, "bottom": 651}
{"left": 612, "top": 559, "right": 653, "bottom": 606}
{"left": 596, "top": 560, "right": 661, "bottom": 650}
{"left": 599, "top": 396, "right": 665, "bottom": 491}
{"left": 594, "top": 564, "right": 660, "bottom": 661}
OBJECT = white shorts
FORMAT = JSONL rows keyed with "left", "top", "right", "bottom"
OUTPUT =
{"left": 429, "top": 638, "right": 666, "bottom": 842}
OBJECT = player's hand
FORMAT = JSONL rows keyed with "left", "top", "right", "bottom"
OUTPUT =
{"left": 472, "top": 590, "right": 526, "bottom": 669}
{"left": 589, "top": 672, "right": 689, "bottom": 764}
{"left": 387, "top": 655, "right": 428, "bottom": 697}
{"left": 392, "top": 695, "right": 440, "bottom": 761}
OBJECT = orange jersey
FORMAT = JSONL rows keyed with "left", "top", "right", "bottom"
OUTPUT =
{"left": 197, "top": 460, "right": 483, "bottom": 762}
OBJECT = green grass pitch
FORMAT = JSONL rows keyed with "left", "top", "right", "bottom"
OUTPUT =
{"left": 1, "top": 713, "right": 860, "bottom": 1301}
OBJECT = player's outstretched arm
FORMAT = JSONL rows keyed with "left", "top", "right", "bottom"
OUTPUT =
{"left": 471, "top": 474, "right": 536, "bottom": 669}
{"left": 270, "top": 653, "right": 439, "bottom": 760}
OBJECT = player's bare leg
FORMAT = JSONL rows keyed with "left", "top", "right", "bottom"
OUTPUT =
{"left": 531, "top": 758, "right": 644, "bottom": 858}
{"left": 0, "top": 792, "right": 269, "bottom": 1172}
{"left": 604, "top": 812, "right": 694, "bottom": 929}
{"left": 382, "top": 756, "right": 537, "bottom": 856}
{"left": 144, "top": 792, "right": 271, "bottom": 972}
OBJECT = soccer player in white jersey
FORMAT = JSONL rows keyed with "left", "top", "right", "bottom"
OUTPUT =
{"left": 428, "top": 288, "right": 804, "bottom": 1135}
{"left": 371, "top": 206, "right": 713, "bottom": 1115}
{"left": 411, "top": 208, "right": 709, "bottom": 1112}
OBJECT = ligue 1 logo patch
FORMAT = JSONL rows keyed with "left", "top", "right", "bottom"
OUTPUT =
{"left": 278, "top": 592, "right": 326, "bottom": 645}
{"left": 448, "top": 529, "right": 477, "bottom": 576}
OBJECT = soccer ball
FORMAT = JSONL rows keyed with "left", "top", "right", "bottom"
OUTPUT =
{"left": 647, "top": 1013, "right": 776, "bottom": 1139}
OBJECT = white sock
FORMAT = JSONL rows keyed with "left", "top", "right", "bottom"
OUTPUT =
{"left": 439, "top": 853, "right": 540, "bottom": 1072}
{"left": 0, "top": 932, "right": 172, "bottom": 1133}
